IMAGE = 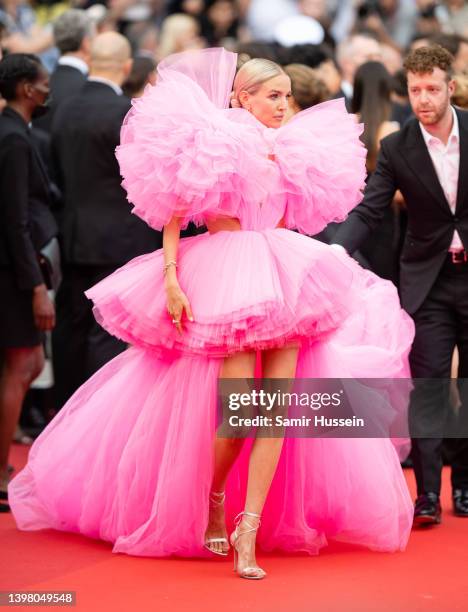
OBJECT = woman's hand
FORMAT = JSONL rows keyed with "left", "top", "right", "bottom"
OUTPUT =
{"left": 165, "top": 279, "right": 194, "bottom": 335}
{"left": 32, "top": 284, "right": 55, "bottom": 331}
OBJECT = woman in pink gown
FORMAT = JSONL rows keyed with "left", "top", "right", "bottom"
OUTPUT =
{"left": 9, "top": 48, "right": 415, "bottom": 579}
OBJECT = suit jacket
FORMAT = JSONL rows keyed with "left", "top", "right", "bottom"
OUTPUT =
{"left": 31, "top": 126, "right": 62, "bottom": 210}
{"left": 34, "top": 64, "right": 87, "bottom": 133}
{"left": 0, "top": 107, "right": 58, "bottom": 289}
{"left": 333, "top": 107, "right": 468, "bottom": 314}
{"left": 51, "top": 80, "right": 162, "bottom": 266}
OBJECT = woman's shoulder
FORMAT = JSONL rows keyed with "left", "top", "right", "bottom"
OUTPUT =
{"left": 117, "top": 91, "right": 269, "bottom": 231}
{"left": 272, "top": 99, "right": 367, "bottom": 236}
{"left": 0, "top": 122, "right": 30, "bottom": 156}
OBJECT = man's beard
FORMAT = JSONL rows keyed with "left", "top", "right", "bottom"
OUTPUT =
{"left": 417, "top": 96, "right": 450, "bottom": 126}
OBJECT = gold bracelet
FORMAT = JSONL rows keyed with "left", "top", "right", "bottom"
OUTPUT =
{"left": 163, "top": 260, "right": 177, "bottom": 274}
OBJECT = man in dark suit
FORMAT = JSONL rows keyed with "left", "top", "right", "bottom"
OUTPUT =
{"left": 51, "top": 32, "right": 162, "bottom": 407}
{"left": 333, "top": 45, "right": 468, "bottom": 525}
{"left": 34, "top": 9, "right": 94, "bottom": 133}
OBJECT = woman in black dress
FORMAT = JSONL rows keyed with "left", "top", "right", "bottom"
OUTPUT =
{"left": 0, "top": 53, "right": 57, "bottom": 511}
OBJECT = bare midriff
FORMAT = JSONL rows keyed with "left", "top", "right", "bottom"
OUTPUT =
{"left": 205, "top": 215, "right": 286, "bottom": 234}
{"left": 205, "top": 215, "right": 241, "bottom": 234}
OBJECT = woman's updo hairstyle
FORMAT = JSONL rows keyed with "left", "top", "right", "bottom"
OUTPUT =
{"left": 0, "top": 53, "right": 42, "bottom": 102}
{"left": 231, "top": 58, "right": 286, "bottom": 109}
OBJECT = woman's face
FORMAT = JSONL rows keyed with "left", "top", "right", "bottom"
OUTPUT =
{"left": 208, "top": 0, "right": 236, "bottom": 30}
{"left": 240, "top": 74, "right": 292, "bottom": 128}
{"left": 182, "top": 0, "right": 204, "bottom": 15}
{"left": 25, "top": 66, "right": 50, "bottom": 108}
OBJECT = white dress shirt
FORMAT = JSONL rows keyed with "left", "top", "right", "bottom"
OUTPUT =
{"left": 58, "top": 55, "right": 89, "bottom": 75}
{"left": 419, "top": 107, "right": 463, "bottom": 251}
{"left": 340, "top": 80, "right": 353, "bottom": 101}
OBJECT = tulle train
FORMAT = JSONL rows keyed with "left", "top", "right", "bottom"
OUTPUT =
{"left": 10, "top": 342, "right": 413, "bottom": 557}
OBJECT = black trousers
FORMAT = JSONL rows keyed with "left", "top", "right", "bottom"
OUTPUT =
{"left": 52, "top": 264, "right": 126, "bottom": 409}
{"left": 409, "top": 255, "right": 468, "bottom": 495}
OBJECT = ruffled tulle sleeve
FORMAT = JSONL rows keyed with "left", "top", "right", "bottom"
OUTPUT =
{"left": 116, "top": 48, "right": 268, "bottom": 231}
{"left": 272, "top": 98, "right": 367, "bottom": 236}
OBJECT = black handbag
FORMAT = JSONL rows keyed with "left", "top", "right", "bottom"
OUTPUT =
{"left": 38, "top": 237, "right": 62, "bottom": 292}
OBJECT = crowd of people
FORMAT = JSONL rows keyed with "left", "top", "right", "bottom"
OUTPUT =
{"left": 0, "top": 0, "right": 468, "bottom": 571}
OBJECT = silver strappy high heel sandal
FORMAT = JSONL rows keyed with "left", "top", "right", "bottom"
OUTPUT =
{"left": 204, "top": 491, "right": 230, "bottom": 556}
{"left": 230, "top": 511, "right": 266, "bottom": 579}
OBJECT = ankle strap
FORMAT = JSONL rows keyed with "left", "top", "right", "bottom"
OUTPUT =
{"left": 209, "top": 490, "right": 225, "bottom": 506}
{"left": 234, "top": 511, "right": 262, "bottom": 526}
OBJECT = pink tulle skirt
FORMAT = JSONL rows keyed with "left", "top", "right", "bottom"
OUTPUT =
{"left": 9, "top": 229, "right": 415, "bottom": 557}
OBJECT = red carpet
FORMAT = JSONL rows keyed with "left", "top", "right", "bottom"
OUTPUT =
{"left": 2, "top": 443, "right": 468, "bottom": 612}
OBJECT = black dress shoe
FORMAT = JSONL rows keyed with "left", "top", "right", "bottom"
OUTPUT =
{"left": 413, "top": 492, "right": 441, "bottom": 526}
{"left": 453, "top": 489, "right": 468, "bottom": 517}
{"left": 0, "top": 502, "right": 10, "bottom": 513}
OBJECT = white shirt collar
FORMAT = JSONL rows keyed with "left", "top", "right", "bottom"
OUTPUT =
{"left": 340, "top": 80, "right": 353, "bottom": 100}
{"left": 87, "top": 76, "right": 123, "bottom": 96}
{"left": 58, "top": 55, "right": 89, "bottom": 76}
{"left": 419, "top": 106, "right": 459, "bottom": 149}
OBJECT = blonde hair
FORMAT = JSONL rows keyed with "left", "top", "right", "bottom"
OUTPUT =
{"left": 231, "top": 58, "right": 285, "bottom": 108}
{"left": 158, "top": 13, "right": 199, "bottom": 59}
{"left": 283, "top": 63, "right": 329, "bottom": 110}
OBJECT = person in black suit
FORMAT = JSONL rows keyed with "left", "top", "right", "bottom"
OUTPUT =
{"left": 0, "top": 53, "right": 57, "bottom": 511}
{"left": 51, "top": 32, "right": 162, "bottom": 408}
{"left": 32, "top": 10, "right": 95, "bottom": 227}
{"left": 34, "top": 9, "right": 94, "bottom": 134}
{"left": 333, "top": 45, "right": 468, "bottom": 525}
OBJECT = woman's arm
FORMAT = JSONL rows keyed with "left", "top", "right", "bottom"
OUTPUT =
{"left": 0, "top": 134, "right": 55, "bottom": 330}
{"left": 163, "top": 216, "right": 193, "bottom": 334}
{"left": 1, "top": 134, "right": 44, "bottom": 289}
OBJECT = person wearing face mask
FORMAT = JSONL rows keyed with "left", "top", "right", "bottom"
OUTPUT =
{"left": 0, "top": 53, "right": 57, "bottom": 513}
{"left": 9, "top": 48, "right": 414, "bottom": 578}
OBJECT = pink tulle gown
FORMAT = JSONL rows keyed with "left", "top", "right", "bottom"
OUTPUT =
{"left": 9, "top": 49, "right": 415, "bottom": 557}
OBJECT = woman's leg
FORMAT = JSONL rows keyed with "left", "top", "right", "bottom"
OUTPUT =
{"left": 234, "top": 345, "right": 299, "bottom": 575}
{"left": 204, "top": 350, "right": 256, "bottom": 554}
{"left": 0, "top": 346, "right": 44, "bottom": 495}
